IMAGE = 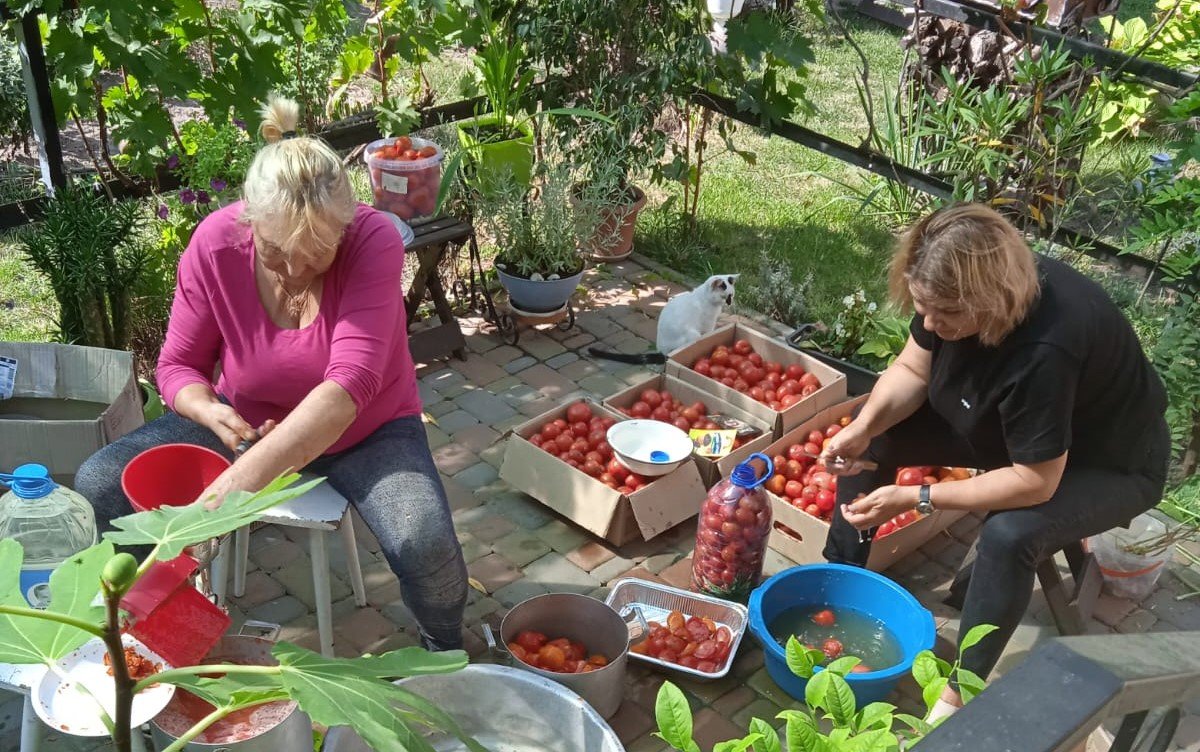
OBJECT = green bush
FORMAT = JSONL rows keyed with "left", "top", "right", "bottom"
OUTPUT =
{"left": 0, "top": 39, "right": 31, "bottom": 154}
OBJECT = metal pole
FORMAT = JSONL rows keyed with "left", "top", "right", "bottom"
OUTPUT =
{"left": 12, "top": 11, "right": 66, "bottom": 195}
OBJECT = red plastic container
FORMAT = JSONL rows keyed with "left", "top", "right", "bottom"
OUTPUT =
{"left": 119, "top": 444, "right": 234, "bottom": 667}
{"left": 693, "top": 453, "right": 774, "bottom": 602}
{"left": 121, "top": 443, "right": 230, "bottom": 512}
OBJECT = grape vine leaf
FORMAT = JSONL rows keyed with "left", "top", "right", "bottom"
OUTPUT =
{"left": 103, "top": 474, "right": 321, "bottom": 560}
{"left": 0, "top": 539, "right": 111, "bottom": 665}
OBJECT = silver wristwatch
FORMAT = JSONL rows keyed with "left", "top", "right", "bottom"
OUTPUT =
{"left": 916, "top": 484, "right": 934, "bottom": 516}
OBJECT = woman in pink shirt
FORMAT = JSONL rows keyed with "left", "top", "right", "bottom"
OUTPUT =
{"left": 75, "top": 96, "right": 468, "bottom": 651}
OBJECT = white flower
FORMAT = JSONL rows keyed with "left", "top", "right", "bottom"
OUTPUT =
{"left": 548, "top": 274, "right": 561, "bottom": 280}
{"left": 531, "top": 272, "right": 545, "bottom": 281}
{"left": 842, "top": 295, "right": 854, "bottom": 306}
{"left": 867, "top": 302, "right": 878, "bottom": 313}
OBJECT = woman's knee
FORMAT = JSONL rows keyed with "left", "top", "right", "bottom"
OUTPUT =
{"left": 74, "top": 443, "right": 134, "bottom": 524}
{"left": 976, "top": 511, "right": 1042, "bottom": 569}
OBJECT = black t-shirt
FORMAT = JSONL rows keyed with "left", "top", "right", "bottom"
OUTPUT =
{"left": 911, "top": 255, "right": 1166, "bottom": 472}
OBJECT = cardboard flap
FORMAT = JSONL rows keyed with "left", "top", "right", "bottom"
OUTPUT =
{"left": 627, "top": 460, "right": 704, "bottom": 540}
{"left": 499, "top": 437, "right": 623, "bottom": 538}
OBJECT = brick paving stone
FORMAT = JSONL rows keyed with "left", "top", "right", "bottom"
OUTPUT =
{"left": 545, "top": 351, "right": 579, "bottom": 369}
{"left": 480, "top": 443, "right": 507, "bottom": 469}
{"left": 591, "top": 554, "right": 637, "bottom": 585}
{"left": 516, "top": 363, "right": 578, "bottom": 399}
{"left": 381, "top": 600, "right": 418, "bottom": 631}
{"left": 746, "top": 667, "right": 795, "bottom": 708}
{"left": 520, "top": 337, "right": 567, "bottom": 360}
{"left": 932, "top": 539, "right": 972, "bottom": 571}
{"left": 1116, "top": 608, "right": 1158, "bottom": 633}
{"left": 483, "top": 344, "right": 524, "bottom": 367}
{"left": 437, "top": 409, "right": 480, "bottom": 434}
{"left": 456, "top": 389, "right": 518, "bottom": 425}
{"left": 455, "top": 531, "right": 491, "bottom": 564}
{"left": 450, "top": 356, "right": 509, "bottom": 386}
{"left": 334, "top": 607, "right": 397, "bottom": 652}
{"left": 626, "top": 733, "right": 670, "bottom": 752}
{"left": 947, "top": 512, "right": 982, "bottom": 541}
{"left": 273, "top": 557, "right": 352, "bottom": 610}
{"left": 733, "top": 698, "right": 787, "bottom": 733}
{"left": 464, "top": 595, "right": 503, "bottom": 623}
{"left": 249, "top": 537, "right": 305, "bottom": 572}
{"left": 886, "top": 550, "right": 930, "bottom": 578}
{"left": 491, "top": 529, "right": 552, "bottom": 567}
{"left": 557, "top": 358, "right": 602, "bottom": 381}
{"left": 642, "top": 552, "right": 682, "bottom": 573}
{"left": 533, "top": 519, "right": 592, "bottom": 552}
{"left": 427, "top": 400, "right": 458, "bottom": 418}
{"left": 658, "top": 556, "right": 696, "bottom": 591}
{"left": 608, "top": 701, "right": 655, "bottom": 745}
{"left": 492, "top": 415, "right": 527, "bottom": 433}
{"left": 919, "top": 531, "right": 955, "bottom": 559}
{"left": 421, "top": 368, "right": 467, "bottom": 392}
{"left": 1093, "top": 593, "right": 1137, "bottom": 627}
{"left": 363, "top": 631, "right": 421, "bottom": 655}
{"left": 1142, "top": 588, "right": 1200, "bottom": 630}
{"left": 712, "top": 685, "right": 758, "bottom": 717}
{"left": 677, "top": 673, "right": 743, "bottom": 705}
{"left": 579, "top": 373, "right": 627, "bottom": 397}
{"left": 498, "top": 383, "right": 542, "bottom": 408}
{"left": 432, "top": 442, "right": 481, "bottom": 475}
{"left": 464, "top": 512, "right": 518, "bottom": 543}
{"left": 576, "top": 311, "right": 624, "bottom": 338}
{"left": 467, "top": 553, "right": 523, "bottom": 594}
{"left": 993, "top": 622, "right": 1057, "bottom": 674}
{"left": 418, "top": 382, "right": 440, "bottom": 405}
{"left": 484, "top": 491, "right": 557, "bottom": 529}
{"left": 612, "top": 566, "right": 668, "bottom": 585}
{"left": 566, "top": 540, "right": 617, "bottom": 571}
{"left": 504, "top": 355, "right": 539, "bottom": 374}
{"left": 589, "top": 585, "right": 612, "bottom": 601}
{"left": 897, "top": 558, "right": 957, "bottom": 592}
{"left": 442, "top": 475, "right": 479, "bottom": 513}
{"left": 466, "top": 332, "right": 503, "bottom": 353}
{"left": 732, "top": 646, "right": 765, "bottom": 679}
{"left": 483, "top": 374, "right": 521, "bottom": 392}
{"left": 453, "top": 462, "right": 500, "bottom": 490}
{"left": 693, "top": 708, "right": 744, "bottom": 749}
{"left": 616, "top": 366, "right": 656, "bottom": 386}
{"left": 517, "top": 394, "right": 559, "bottom": 417}
{"left": 563, "top": 332, "right": 597, "bottom": 349}
{"left": 424, "top": 423, "right": 451, "bottom": 450}
{"left": 229, "top": 570, "right": 285, "bottom": 609}
{"left": 523, "top": 552, "right": 602, "bottom": 593}
{"left": 247, "top": 595, "right": 308, "bottom": 625}
{"left": 451, "top": 423, "right": 502, "bottom": 454}
{"left": 492, "top": 577, "right": 551, "bottom": 608}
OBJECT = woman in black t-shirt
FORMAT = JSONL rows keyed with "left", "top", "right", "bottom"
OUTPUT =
{"left": 821, "top": 204, "right": 1169, "bottom": 719}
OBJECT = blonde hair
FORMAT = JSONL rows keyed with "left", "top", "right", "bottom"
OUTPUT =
{"left": 889, "top": 204, "right": 1040, "bottom": 346}
{"left": 241, "top": 95, "right": 356, "bottom": 258}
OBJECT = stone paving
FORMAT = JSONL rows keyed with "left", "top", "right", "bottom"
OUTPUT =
{"left": 4, "top": 255, "right": 1200, "bottom": 751}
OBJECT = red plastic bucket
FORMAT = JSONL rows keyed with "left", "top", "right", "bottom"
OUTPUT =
{"left": 121, "top": 443, "right": 230, "bottom": 512}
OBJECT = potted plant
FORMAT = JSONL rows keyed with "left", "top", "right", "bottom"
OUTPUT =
{"left": 476, "top": 160, "right": 593, "bottom": 314}
{"left": 568, "top": 105, "right": 651, "bottom": 261}
{"left": 0, "top": 474, "right": 477, "bottom": 752}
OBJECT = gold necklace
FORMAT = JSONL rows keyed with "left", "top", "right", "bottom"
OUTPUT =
{"left": 276, "top": 273, "right": 313, "bottom": 320}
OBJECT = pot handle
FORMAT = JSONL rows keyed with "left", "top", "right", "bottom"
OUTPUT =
{"left": 481, "top": 623, "right": 509, "bottom": 659}
{"left": 620, "top": 605, "right": 650, "bottom": 643}
{"left": 239, "top": 620, "right": 282, "bottom": 642}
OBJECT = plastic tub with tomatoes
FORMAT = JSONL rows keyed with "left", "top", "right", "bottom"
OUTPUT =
{"left": 364, "top": 136, "right": 443, "bottom": 221}
{"left": 606, "top": 579, "right": 748, "bottom": 681}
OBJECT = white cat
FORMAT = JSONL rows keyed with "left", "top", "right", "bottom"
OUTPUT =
{"left": 589, "top": 275, "right": 739, "bottom": 364}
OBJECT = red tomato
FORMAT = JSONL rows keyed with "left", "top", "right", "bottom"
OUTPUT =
{"left": 607, "top": 459, "right": 629, "bottom": 482}
{"left": 807, "top": 430, "right": 825, "bottom": 446}
{"left": 801, "top": 384, "right": 819, "bottom": 398}
{"left": 825, "top": 423, "right": 842, "bottom": 438}
{"left": 804, "top": 441, "right": 822, "bottom": 457}
{"left": 582, "top": 460, "right": 603, "bottom": 476}
{"left": 804, "top": 503, "right": 821, "bottom": 517}
{"left": 780, "top": 394, "right": 801, "bottom": 408}
{"left": 417, "top": 145, "right": 438, "bottom": 158}
{"left": 733, "top": 339, "right": 753, "bottom": 355}
{"left": 896, "top": 467, "right": 925, "bottom": 486}
{"left": 541, "top": 423, "right": 561, "bottom": 440}
{"left": 851, "top": 664, "right": 872, "bottom": 674}
{"left": 821, "top": 638, "right": 843, "bottom": 660}
{"left": 516, "top": 630, "right": 547, "bottom": 651}
{"left": 630, "top": 401, "right": 651, "bottom": 418}
{"left": 651, "top": 406, "right": 671, "bottom": 422}
{"left": 571, "top": 421, "right": 589, "bottom": 438}
{"left": 877, "top": 520, "right": 896, "bottom": 538}
{"left": 695, "top": 361, "right": 712, "bottom": 377}
{"left": 673, "top": 417, "right": 691, "bottom": 431}
{"left": 785, "top": 480, "right": 804, "bottom": 499}
{"left": 786, "top": 364, "right": 807, "bottom": 380}
{"left": 641, "top": 389, "right": 663, "bottom": 407}
{"left": 811, "top": 609, "right": 836, "bottom": 627}
{"left": 765, "top": 361, "right": 783, "bottom": 374}
{"left": 800, "top": 373, "right": 822, "bottom": 389}
{"left": 816, "top": 489, "right": 836, "bottom": 512}
{"left": 710, "top": 349, "right": 730, "bottom": 366}
{"left": 566, "top": 402, "right": 591, "bottom": 423}
{"left": 800, "top": 485, "right": 818, "bottom": 504}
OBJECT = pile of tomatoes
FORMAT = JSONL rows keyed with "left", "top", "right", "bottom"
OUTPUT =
{"left": 527, "top": 401, "right": 654, "bottom": 494}
{"left": 690, "top": 339, "right": 822, "bottom": 410}
{"left": 629, "top": 610, "right": 734, "bottom": 674}
{"left": 615, "top": 388, "right": 712, "bottom": 433}
{"left": 805, "top": 609, "right": 872, "bottom": 671}
{"left": 876, "top": 465, "right": 972, "bottom": 538}
{"left": 367, "top": 136, "right": 441, "bottom": 220}
{"left": 508, "top": 631, "right": 609, "bottom": 674}
{"left": 764, "top": 416, "right": 853, "bottom": 522}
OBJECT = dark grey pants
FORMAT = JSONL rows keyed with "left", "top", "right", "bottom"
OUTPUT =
{"left": 75, "top": 411, "right": 468, "bottom": 650}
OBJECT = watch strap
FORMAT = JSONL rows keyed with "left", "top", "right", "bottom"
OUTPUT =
{"left": 917, "top": 484, "right": 933, "bottom": 514}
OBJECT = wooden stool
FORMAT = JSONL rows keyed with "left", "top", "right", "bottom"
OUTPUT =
{"left": 403, "top": 215, "right": 477, "bottom": 363}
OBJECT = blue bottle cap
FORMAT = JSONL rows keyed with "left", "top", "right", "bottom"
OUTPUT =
{"left": 650, "top": 451, "right": 669, "bottom": 462}
{"left": 0, "top": 464, "right": 56, "bottom": 500}
{"left": 730, "top": 453, "right": 773, "bottom": 489}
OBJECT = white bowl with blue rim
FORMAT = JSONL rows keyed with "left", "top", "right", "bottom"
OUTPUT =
{"left": 606, "top": 420, "right": 694, "bottom": 477}
{"left": 383, "top": 211, "right": 416, "bottom": 248}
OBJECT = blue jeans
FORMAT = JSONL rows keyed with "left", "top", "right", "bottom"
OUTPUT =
{"left": 75, "top": 411, "right": 468, "bottom": 650}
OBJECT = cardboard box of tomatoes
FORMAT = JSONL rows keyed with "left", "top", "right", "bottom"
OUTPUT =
{"left": 499, "top": 399, "right": 706, "bottom": 546}
{"left": 603, "top": 373, "right": 774, "bottom": 489}
{"left": 758, "top": 396, "right": 968, "bottom": 572}
{"left": 665, "top": 323, "right": 848, "bottom": 437}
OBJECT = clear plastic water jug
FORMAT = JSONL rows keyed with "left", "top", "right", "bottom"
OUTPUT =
{"left": 0, "top": 464, "right": 96, "bottom": 608}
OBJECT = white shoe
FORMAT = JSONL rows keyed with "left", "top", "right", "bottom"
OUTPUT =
{"left": 925, "top": 698, "right": 962, "bottom": 725}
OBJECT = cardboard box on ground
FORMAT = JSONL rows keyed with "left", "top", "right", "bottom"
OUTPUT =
{"left": 0, "top": 343, "right": 144, "bottom": 487}
{"left": 665, "top": 323, "right": 848, "bottom": 437}
{"left": 603, "top": 373, "right": 774, "bottom": 489}
{"left": 760, "top": 395, "right": 967, "bottom": 572}
{"left": 500, "top": 400, "right": 707, "bottom": 546}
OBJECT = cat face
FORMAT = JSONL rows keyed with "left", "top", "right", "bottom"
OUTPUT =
{"left": 706, "top": 274, "right": 739, "bottom": 307}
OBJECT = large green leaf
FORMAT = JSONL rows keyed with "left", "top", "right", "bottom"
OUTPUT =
{"left": 824, "top": 673, "right": 858, "bottom": 728}
{"left": 749, "top": 717, "right": 782, "bottom": 752}
{"left": 104, "top": 474, "right": 321, "bottom": 560}
{"left": 655, "top": 681, "right": 700, "bottom": 752}
{"left": 271, "top": 642, "right": 480, "bottom": 752}
{"left": 0, "top": 539, "right": 110, "bottom": 665}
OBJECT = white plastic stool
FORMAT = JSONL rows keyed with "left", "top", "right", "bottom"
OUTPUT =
{"left": 223, "top": 474, "right": 368, "bottom": 657}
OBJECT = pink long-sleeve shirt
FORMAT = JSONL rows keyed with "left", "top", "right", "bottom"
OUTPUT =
{"left": 156, "top": 201, "right": 421, "bottom": 455}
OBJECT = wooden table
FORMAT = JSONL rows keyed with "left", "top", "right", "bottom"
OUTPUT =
{"left": 403, "top": 215, "right": 476, "bottom": 363}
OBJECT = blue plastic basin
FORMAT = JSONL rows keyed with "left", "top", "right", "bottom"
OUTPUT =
{"left": 748, "top": 563, "right": 935, "bottom": 706}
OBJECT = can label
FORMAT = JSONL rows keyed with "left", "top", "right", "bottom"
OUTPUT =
{"left": 382, "top": 172, "right": 409, "bottom": 195}
{"left": 20, "top": 566, "right": 53, "bottom": 609}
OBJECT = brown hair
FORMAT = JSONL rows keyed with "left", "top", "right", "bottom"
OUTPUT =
{"left": 889, "top": 204, "right": 1040, "bottom": 346}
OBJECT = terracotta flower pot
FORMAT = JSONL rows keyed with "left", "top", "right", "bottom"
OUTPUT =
{"left": 578, "top": 186, "right": 647, "bottom": 262}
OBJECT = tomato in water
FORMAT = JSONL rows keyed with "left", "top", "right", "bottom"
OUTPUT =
{"left": 811, "top": 609, "right": 836, "bottom": 627}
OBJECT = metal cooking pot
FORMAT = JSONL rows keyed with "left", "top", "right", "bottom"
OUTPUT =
{"left": 492, "top": 592, "right": 646, "bottom": 719}
{"left": 150, "top": 626, "right": 311, "bottom": 752}
{"left": 320, "top": 664, "right": 624, "bottom": 752}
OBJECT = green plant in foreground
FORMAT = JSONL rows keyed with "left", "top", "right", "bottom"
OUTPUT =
{"left": 655, "top": 624, "right": 998, "bottom": 751}
{"left": 0, "top": 474, "right": 477, "bottom": 752}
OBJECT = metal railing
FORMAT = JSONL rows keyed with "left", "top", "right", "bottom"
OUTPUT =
{"left": 921, "top": 631, "right": 1200, "bottom": 751}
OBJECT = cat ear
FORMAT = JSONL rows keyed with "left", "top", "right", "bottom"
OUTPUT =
{"left": 728, "top": 275, "right": 740, "bottom": 283}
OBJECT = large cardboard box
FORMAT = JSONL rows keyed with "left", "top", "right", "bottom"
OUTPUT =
{"left": 666, "top": 323, "right": 847, "bottom": 438}
{"left": 604, "top": 373, "right": 773, "bottom": 489}
{"left": 500, "top": 400, "right": 706, "bottom": 546}
{"left": 0, "top": 342, "right": 144, "bottom": 483}
{"left": 758, "top": 395, "right": 966, "bottom": 572}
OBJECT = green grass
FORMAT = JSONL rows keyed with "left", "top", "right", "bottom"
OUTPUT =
{"left": 0, "top": 239, "right": 56, "bottom": 342}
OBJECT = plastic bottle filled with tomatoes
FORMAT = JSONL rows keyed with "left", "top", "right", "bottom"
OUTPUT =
{"left": 692, "top": 453, "right": 774, "bottom": 602}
